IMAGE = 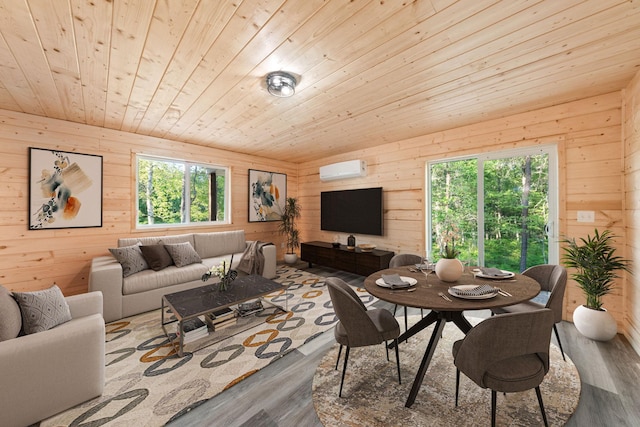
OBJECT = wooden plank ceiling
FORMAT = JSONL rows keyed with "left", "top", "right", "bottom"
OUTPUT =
{"left": 0, "top": 0, "right": 639, "bottom": 163}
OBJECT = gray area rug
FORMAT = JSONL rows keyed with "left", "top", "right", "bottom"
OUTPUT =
{"left": 312, "top": 318, "right": 580, "bottom": 426}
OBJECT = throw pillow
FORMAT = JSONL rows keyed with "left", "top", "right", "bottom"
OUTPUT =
{"left": 140, "top": 244, "right": 174, "bottom": 271}
{"left": 13, "top": 285, "right": 72, "bottom": 335}
{"left": 0, "top": 285, "right": 22, "bottom": 341}
{"left": 164, "top": 242, "right": 202, "bottom": 267}
{"left": 109, "top": 243, "right": 149, "bottom": 277}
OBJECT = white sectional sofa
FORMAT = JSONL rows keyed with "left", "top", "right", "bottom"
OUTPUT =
{"left": 89, "top": 230, "right": 276, "bottom": 322}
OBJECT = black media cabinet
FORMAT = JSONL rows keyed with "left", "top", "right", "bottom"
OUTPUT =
{"left": 300, "top": 241, "right": 394, "bottom": 276}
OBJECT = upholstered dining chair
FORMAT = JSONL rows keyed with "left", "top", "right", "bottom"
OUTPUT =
{"left": 326, "top": 277, "right": 401, "bottom": 397}
{"left": 453, "top": 309, "right": 555, "bottom": 427}
{"left": 492, "top": 264, "right": 567, "bottom": 361}
{"left": 389, "top": 253, "right": 424, "bottom": 331}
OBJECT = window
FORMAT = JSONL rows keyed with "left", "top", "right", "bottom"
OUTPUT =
{"left": 136, "top": 155, "right": 229, "bottom": 227}
{"left": 427, "top": 145, "right": 558, "bottom": 272}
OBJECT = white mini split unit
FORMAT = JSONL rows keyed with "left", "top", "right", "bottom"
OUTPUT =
{"left": 319, "top": 160, "right": 367, "bottom": 181}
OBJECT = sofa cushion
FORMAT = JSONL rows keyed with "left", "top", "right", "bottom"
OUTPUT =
{"left": 109, "top": 244, "right": 149, "bottom": 277}
{"left": 118, "top": 233, "right": 194, "bottom": 248}
{"left": 0, "top": 285, "right": 22, "bottom": 341}
{"left": 194, "top": 230, "right": 246, "bottom": 258}
{"left": 122, "top": 263, "right": 209, "bottom": 295}
{"left": 165, "top": 242, "right": 202, "bottom": 267}
{"left": 140, "top": 244, "right": 174, "bottom": 271}
{"left": 12, "top": 285, "right": 72, "bottom": 335}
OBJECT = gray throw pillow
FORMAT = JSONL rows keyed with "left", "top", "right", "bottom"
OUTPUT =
{"left": 13, "top": 285, "right": 72, "bottom": 335}
{"left": 164, "top": 242, "right": 202, "bottom": 267}
{"left": 110, "top": 243, "right": 149, "bottom": 277}
{"left": 140, "top": 244, "right": 174, "bottom": 271}
{"left": 0, "top": 285, "right": 22, "bottom": 341}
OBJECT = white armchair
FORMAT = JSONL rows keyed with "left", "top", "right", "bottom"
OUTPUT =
{"left": 0, "top": 291, "right": 105, "bottom": 427}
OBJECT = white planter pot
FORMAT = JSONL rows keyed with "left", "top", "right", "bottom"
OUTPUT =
{"left": 435, "top": 258, "right": 464, "bottom": 282}
{"left": 284, "top": 253, "right": 298, "bottom": 264}
{"left": 573, "top": 304, "right": 617, "bottom": 341}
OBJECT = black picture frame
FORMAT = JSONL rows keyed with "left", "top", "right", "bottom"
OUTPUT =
{"left": 248, "top": 169, "right": 287, "bottom": 222}
{"left": 28, "top": 147, "right": 103, "bottom": 229}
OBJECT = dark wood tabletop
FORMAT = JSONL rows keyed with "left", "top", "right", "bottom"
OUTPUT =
{"left": 364, "top": 266, "right": 541, "bottom": 408}
{"left": 364, "top": 266, "right": 540, "bottom": 311}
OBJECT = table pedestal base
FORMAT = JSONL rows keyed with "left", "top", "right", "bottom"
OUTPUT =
{"left": 390, "top": 310, "right": 473, "bottom": 407}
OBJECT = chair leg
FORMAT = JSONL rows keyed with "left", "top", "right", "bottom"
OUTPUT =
{"left": 404, "top": 306, "right": 408, "bottom": 332}
{"left": 394, "top": 338, "right": 401, "bottom": 385}
{"left": 335, "top": 344, "right": 343, "bottom": 370}
{"left": 554, "top": 324, "right": 566, "bottom": 361}
{"left": 385, "top": 341, "right": 390, "bottom": 361}
{"left": 393, "top": 304, "right": 398, "bottom": 316}
{"left": 535, "top": 386, "right": 549, "bottom": 427}
{"left": 491, "top": 390, "right": 497, "bottom": 427}
{"left": 455, "top": 369, "right": 460, "bottom": 407}
{"left": 339, "top": 346, "right": 350, "bottom": 397}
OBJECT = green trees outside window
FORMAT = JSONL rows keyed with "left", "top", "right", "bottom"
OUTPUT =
{"left": 137, "top": 156, "right": 228, "bottom": 226}
{"left": 429, "top": 151, "right": 552, "bottom": 273}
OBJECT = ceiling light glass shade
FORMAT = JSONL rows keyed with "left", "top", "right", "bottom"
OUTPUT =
{"left": 266, "top": 72, "right": 297, "bottom": 97}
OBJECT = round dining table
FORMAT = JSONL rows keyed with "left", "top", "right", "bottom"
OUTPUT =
{"left": 364, "top": 266, "right": 541, "bottom": 408}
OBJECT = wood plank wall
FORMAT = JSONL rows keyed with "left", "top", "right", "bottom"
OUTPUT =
{"left": 624, "top": 70, "right": 640, "bottom": 355}
{"left": 0, "top": 110, "right": 297, "bottom": 296}
{"left": 298, "top": 91, "right": 631, "bottom": 335}
{"left": 2, "top": 86, "right": 638, "bottom": 350}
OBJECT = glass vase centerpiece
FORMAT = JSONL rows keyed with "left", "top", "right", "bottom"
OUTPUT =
{"left": 435, "top": 227, "right": 464, "bottom": 282}
{"left": 202, "top": 255, "right": 237, "bottom": 291}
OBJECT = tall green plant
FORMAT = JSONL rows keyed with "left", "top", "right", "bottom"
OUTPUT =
{"left": 278, "top": 197, "right": 301, "bottom": 254}
{"left": 561, "top": 229, "right": 631, "bottom": 310}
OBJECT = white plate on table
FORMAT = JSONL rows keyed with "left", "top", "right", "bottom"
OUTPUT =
{"left": 376, "top": 276, "right": 418, "bottom": 288}
{"left": 448, "top": 284, "right": 499, "bottom": 300}
{"left": 473, "top": 269, "right": 515, "bottom": 280}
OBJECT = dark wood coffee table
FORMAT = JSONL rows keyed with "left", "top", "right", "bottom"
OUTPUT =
{"left": 161, "top": 274, "right": 287, "bottom": 356}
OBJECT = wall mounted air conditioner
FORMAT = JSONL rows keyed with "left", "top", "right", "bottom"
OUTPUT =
{"left": 319, "top": 160, "right": 367, "bottom": 181}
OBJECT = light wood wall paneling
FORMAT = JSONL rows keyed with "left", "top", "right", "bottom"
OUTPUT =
{"left": 1, "top": 109, "right": 296, "bottom": 296}
{"left": 299, "top": 92, "right": 626, "bottom": 331}
{"left": 624, "top": 68, "right": 640, "bottom": 355}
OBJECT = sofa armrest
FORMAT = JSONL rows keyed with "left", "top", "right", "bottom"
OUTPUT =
{"left": 67, "top": 291, "right": 103, "bottom": 319}
{"left": 261, "top": 244, "right": 277, "bottom": 279}
{"left": 89, "top": 256, "right": 123, "bottom": 323}
{"left": 0, "top": 314, "right": 105, "bottom": 427}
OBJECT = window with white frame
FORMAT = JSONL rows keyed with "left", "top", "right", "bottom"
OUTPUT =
{"left": 136, "top": 155, "right": 230, "bottom": 227}
{"left": 426, "top": 145, "right": 558, "bottom": 271}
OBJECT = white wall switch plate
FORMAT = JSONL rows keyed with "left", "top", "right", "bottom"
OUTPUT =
{"left": 577, "top": 211, "right": 595, "bottom": 223}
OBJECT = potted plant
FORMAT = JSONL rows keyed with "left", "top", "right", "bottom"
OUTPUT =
{"left": 561, "top": 228, "right": 631, "bottom": 341}
{"left": 279, "top": 197, "right": 301, "bottom": 264}
{"left": 435, "top": 225, "right": 464, "bottom": 282}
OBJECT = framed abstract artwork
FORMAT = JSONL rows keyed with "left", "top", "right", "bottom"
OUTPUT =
{"left": 29, "top": 147, "right": 103, "bottom": 229}
{"left": 248, "top": 169, "right": 286, "bottom": 222}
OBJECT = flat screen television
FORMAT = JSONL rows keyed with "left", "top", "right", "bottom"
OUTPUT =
{"left": 321, "top": 187, "right": 383, "bottom": 236}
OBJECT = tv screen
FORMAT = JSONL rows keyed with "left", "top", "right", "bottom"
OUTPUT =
{"left": 321, "top": 187, "right": 383, "bottom": 236}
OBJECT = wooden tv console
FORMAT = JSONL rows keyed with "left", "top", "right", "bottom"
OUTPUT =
{"left": 300, "top": 241, "right": 394, "bottom": 276}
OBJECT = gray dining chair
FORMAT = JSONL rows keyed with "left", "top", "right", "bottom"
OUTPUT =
{"left": 389, "top": 253, "right": 424, "bottom": 331}
{"left": 492, "top": 264, "right": 567, "bottom": 361}
{"left": 453, "top": 309, "right": 555, "bottom": 427}
{"left": 326, "top": 277, "right": 401, "bottom": 397}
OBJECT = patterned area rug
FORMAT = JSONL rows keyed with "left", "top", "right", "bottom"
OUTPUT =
{"left": 312, "top": 319, "right": 581, "bottom": 427}
{"left": 42, "top": 266, "right": 372, "bottom": 426}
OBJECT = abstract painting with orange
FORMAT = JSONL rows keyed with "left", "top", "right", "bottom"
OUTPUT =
{"left": 29, "top": 148, "right": 102, "bottom": 229}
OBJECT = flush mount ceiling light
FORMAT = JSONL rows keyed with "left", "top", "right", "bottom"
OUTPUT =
{"left": 266, "top": 71, "right": 297, "bottom": 97}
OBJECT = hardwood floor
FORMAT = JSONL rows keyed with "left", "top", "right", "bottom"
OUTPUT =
{"left": 168, "top": 267, "right": 640, "bottom": 427}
